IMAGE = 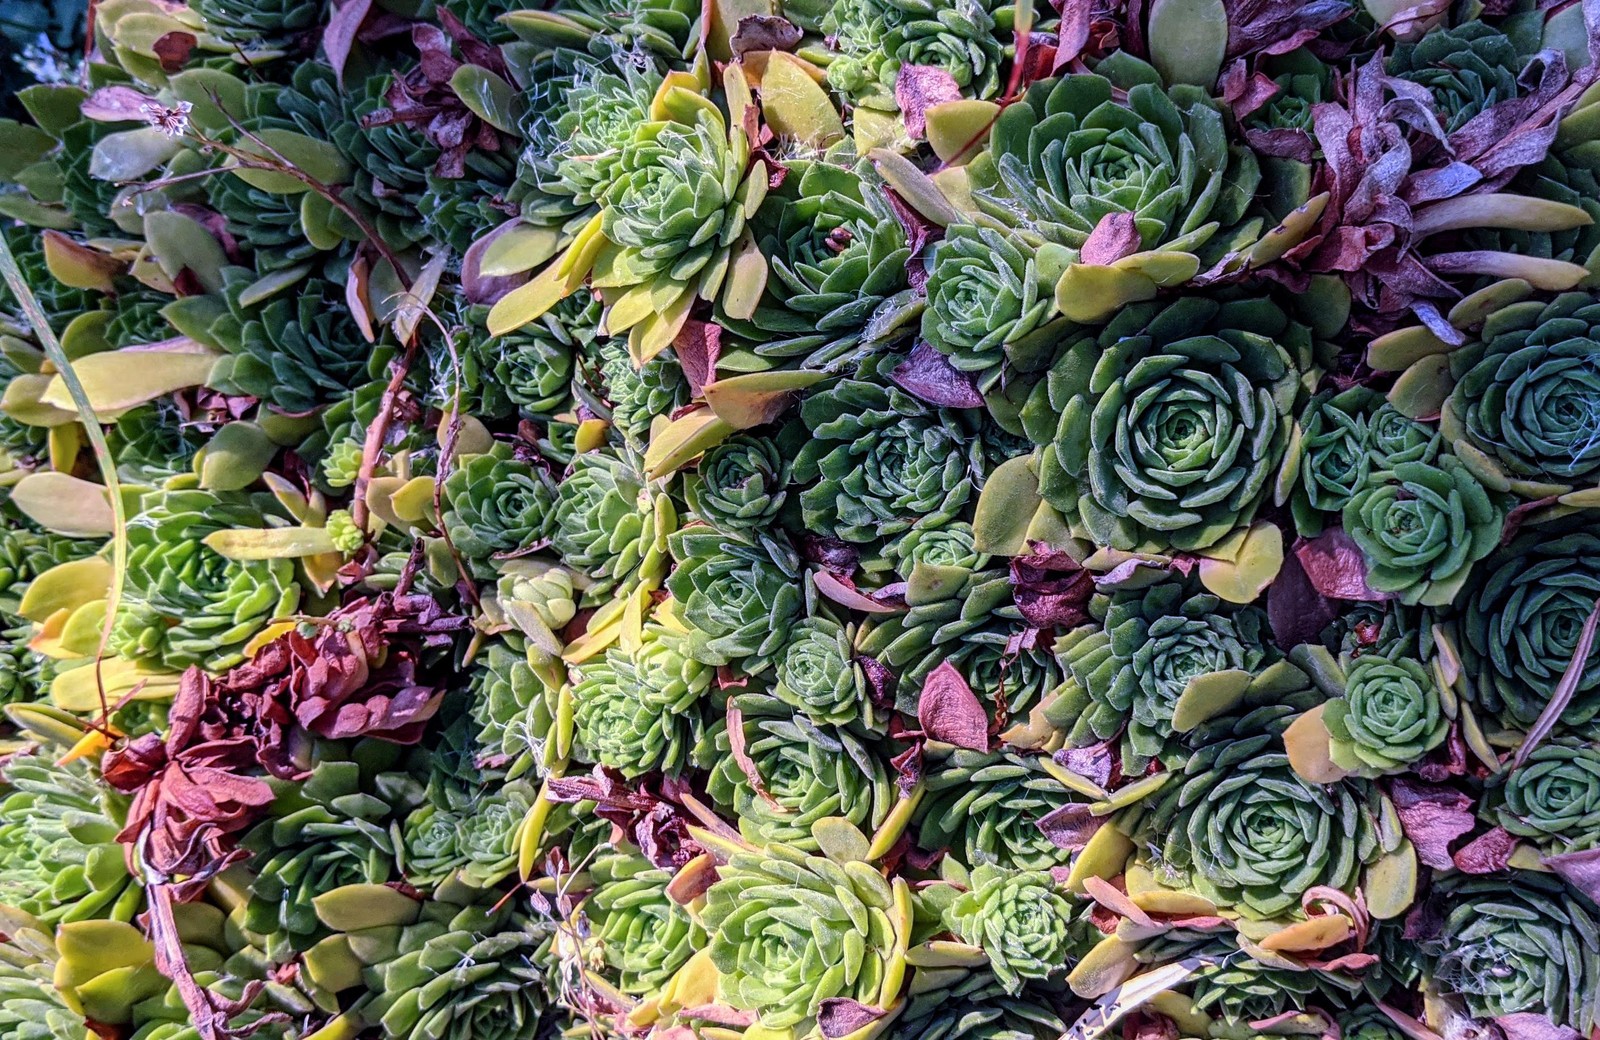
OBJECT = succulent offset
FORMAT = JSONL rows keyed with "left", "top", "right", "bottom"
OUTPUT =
{"left": 2, "top": 3, "right": 1600, "bottom": 1040}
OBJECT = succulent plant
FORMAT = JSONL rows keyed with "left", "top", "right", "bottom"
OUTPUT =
{"left": 552, "top": 449, "right": 668, "bottom": 595}
{"left": 0, "top": 755, "right": 139, "bottom": 924}
{"left": 112, "top": 488, "right": 301, "bottom": 672}
{"left": 1458, "top": 521, "right": 1600, "bottom": 733}
{"left": 1491, "top": 736, "right": 1600, "bottom": 853}
{"left": 970, "top": 56, "right": 1259, "bottom": 259}
{"left": 1388, "top": 22, "right": 1526, "bottom": 134}
{"left": 772, "top": 616, "right": 873, "bottom": 729}
{"left": 1053, "top": 582, "right": 1271, "bottom": 772}
{"left": 917, "top": 749, "right": 1082, "bottom": 871}
{"left": 1343, "top": 457, "right": 1504, "bottom": 608}
{"left": 701, "top": 836, "right": 911, "bottom": 1031}
{"left": 442, "top": 444, "right": 557, "bottom": 563}
{"left": 700, "top": 693, "right": 893, "bottom": 851}
{"left": 1021, "top": 294, "right": 1305, "bottom": 552}
{"left": 582, "top": 852, "right": 704, "bottom": 995}
{"left": 685, "top": 433, "right": 790, "bottom": 535}
{"left": 944, "top": 866, "right": 1087, "bottom": 994}
{"left": 1427, "top": 874, "right": 1600, "bottom": 1034}
{"left": 1119, "top": 693, "right": 1392, "bottom": 920}
{"left": 573, "top": 614, "right": 710, "bottom": 777}
{"left": 665, "top": 530, "right": 802, "bottom": 675}
{"left": 793, "top": 378, "right": 980, "bottom": 547}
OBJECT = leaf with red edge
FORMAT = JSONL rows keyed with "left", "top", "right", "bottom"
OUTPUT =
{"left": 891, "top": 341, "right": 985, "bottom": 408}
{"left": 894, "top": 65, "right": 962, "bottom": 140}
{"left": 1388, "top": 778, "right": 1475, "bottom": 870}
{"left": 918, "top": 661, "right": 988, "bottom": 750}
{"left": 153, "top": 32, "right": 196, "bottom": 72}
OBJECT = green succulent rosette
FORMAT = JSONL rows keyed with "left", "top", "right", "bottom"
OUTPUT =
{"left": 701, "top": 836, "right": 911, "bottom": 1032}
{"left": 886, "top": 973, "right": 1066, "bottom": 1040}
{"left": 442, "top": 444, "right": 556, "bottom": 563}
{"left": 685, "top": 433, "right": 790, "bottom": 535}
{"left": 1051, "top": 582, "right": 1271, "bottom": 772}
{"left": 793, "top": 378, "right": 980, "bottom": 548}
{"left": 400, "top": 780, "right": 537, "bottom": 890}
{"left": 582, "top": 852, "right": 704, "bottom": 995}
{"left": 552, "top": 449, "right": 670, "bottom": 595}
{"left": 448, "top": 299, "right": 587, "bottom": 423}
{"left": 1457, "top": 522, "right": 1600, "bottom": 733}
{"left": 969, "top": 56, "right": 1260, "bottom": 259}
{"left": 943, "top": 865, "right": 1087, "bottom": 994}
{"left": 922, "top": 224, "right": 1059, "bottom": 390}
{"left": 239, "top": 743, "right": 419, "bottom": 948}
{"left": 592, "top": 338, "right": 691, "bottom": 450}
{"left": 1287, "top": 386, "right": 1443, "bottom": 535}
{"left": 665, "top": 529, "right": 802, "bottom": 675}
{"left": 1339, "top": 1006, "right": 1407, "bottom": 1040}
{"left": 107, "top": 402, "right": 209, "bottom": 484}
{"left": 1491, "top": 737, "right": 1600, "bottom": 853}
{"left": 469, "top": 636, "right": 568, "bottom": 780}
{"left": 821, "top": 0, "right": 1005, "bottom": 112}
{"left": 722, "top": 155, "right": 912, "bottom": 365}
{"left": 573, "top": 611, "right": 710, "bottom": 777}
{"left": 1426, "top": 874, "right": 1600, "bottom": 1034}
{"left": 700, "top": 693, "right": 893, "bottom": 851}
{"left": 0, "top": 755, "right": 140, "bottom": 925}
{"left": 1342, "top": 457, "right": 1503, "bottom": 608}
{"left": 773, "top": 616, "right": 875, "bottom": 729}
{"left": 1441, "top": 291, "right": 1600, "bottom": 495}
{"left": 1293, "top": 644, "right": 1449, "bottom": 778}
{"left": 111, "top": 488, "right": 301, "bottom": 672}
{"left": 916, "top": 749, "right": 1082, "bottom": 871}
{"left": 1118, "top": 693, "right": 1393, "bottom": 920}
{"left": 202, "top": 268, "right": 375, "bottom": 415}
{"left": 1021, "top": 294, "right": 1305, "bottom": 552}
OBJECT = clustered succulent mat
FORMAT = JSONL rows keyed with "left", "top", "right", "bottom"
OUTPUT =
{"left": 3, "top": 0, "right": 1600, "bottom": 1039}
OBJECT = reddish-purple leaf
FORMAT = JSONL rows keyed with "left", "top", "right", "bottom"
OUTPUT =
{"left": 674, "top": 319, "right": 723, "bottom": 398}
{"left": 801, "top": 534, "right": 859, "bottom": 577}
{"left": 918, "top": 661, "right": 989, "bottom": 751}
{"left": 1543, "top": 846, "right": 1600, "bottom": 904}
{"left": 730, "top": 14, "right": 802, "bottom": 55}
{"left": 1054, "top": 740, "right": 1116, "bottom": 789}
{"left": 1036, "top": 802, "right": 1104, "bottom": 850}
{"left": 81, "top": 85, "right": 153, "bottom": 123}
{"left": 1053, "top": 0, "right": 1094, "bottom": 71}
{"left": 895, "top": 65, "right": 963, "bottom": 140}
{"left": 891, "top": 341, "right": 985, "bottom": 408}
{"left": 1295, "top": 529, "right": 1388, "bottom": 601}
{"left": 325, "top": 0, "right": 374, "bottom": 88}
{"left": 153, "top": 32, "right": 196, "bottom": 72}
{"left": 817, "top": 1000, "right": 886, "bottom": 1039}
{"left": 726, "top": 698, "right": 780, "bottom": 808}
{"left": 460, "top": 219, "right": 530, "bottom": 305}
{"left": 1009, "top": 548, "right": 1095, "bottom": 629}
{"left": 813, "top": 570, "right": 908, "bottom": 614}
{"left": 1389, "top": 778, "right": 1475, "bottom": 870}
{"left": 1079, "top": 212, "right": 1142, "bottom": 267}
{"left": 1268, "top": 544, "right": 1339, "bottom": 649}
{"left": 855, "top": 655, "right": 897, "bottom": 709}
{"left": 1452, "top": 825, "right": 1518, "bottom": 874}
{"left": 1495, "top": 1016, "right": 1583, "bottom": 1040}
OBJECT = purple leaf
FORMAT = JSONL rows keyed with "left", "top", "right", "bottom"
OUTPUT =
{"left": 1268, "top": 545, "right": 1339, "bottom": 649}
{"left": 1389, "top": 778, "right": 1475, "bottom": 870}
{"left": 917, "top": 661, "right": 989, "bottom": 751}
{"left": 1054, "top": 740, "right": 1115, "bottom": 789}
{"left": 1452, "top": 825, "right": 1518, "bottom": 874}
{"left": 674, "top": 319, "right": 723, "bottom": 398}
{"left": 818, "top": 1000, "right": 887, "bottom": 1039}
{"left": 323, "top": 0, "right": 373, "bottom": 89}
{"left": 730, "top": 14, "right": 802, "bottom": 56}
{"left": 1295, "top": 529, "right": 1388, "bottom": 601}
{"left": 895, "top": 65, "right": 962, "bottom": 140}
{"left": 81, "top": 85, "right": 153, "bottom": 123}
{"left": 1544, "top": 846, "right": 1600, "bottom": 905}
{"left": 460, "top": 219, "right": 530, "bottom": 305}
{"left": 1036, "top": 802, "right": 1104, "bottom": 850}
{"left": 1495, "top": 1016, "right": 1583, "bottom": 1040}
{"left": 813, "top": 570, "right": 908, "bottom": 615}
{"left": 1009, "top": 549, "right": 1095, "bottom": 629}
{"left": 891, "top": 341, "right": 985, "bottom": 408}
{"left": 1078, "top": 212, "right": 1142, "bottom": 266}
